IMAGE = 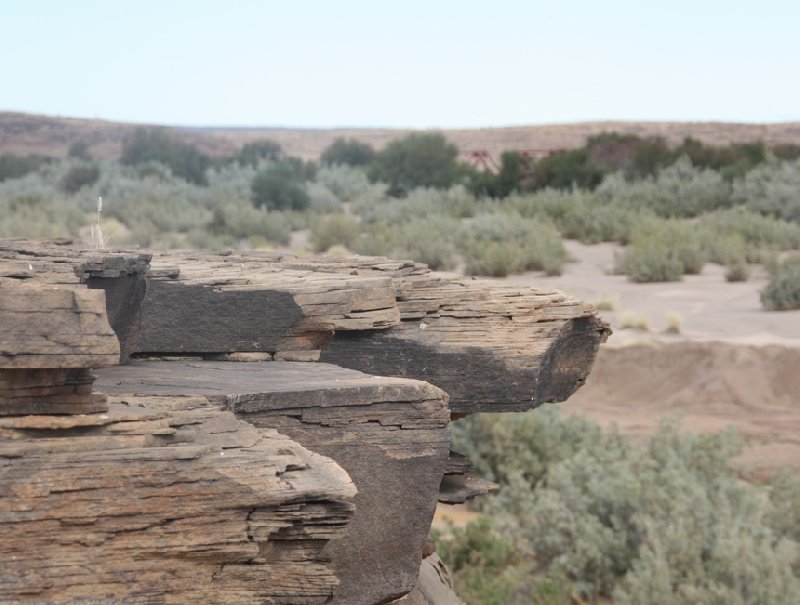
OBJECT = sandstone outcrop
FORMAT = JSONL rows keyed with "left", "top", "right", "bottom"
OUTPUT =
{"left": 0, "top": 239, "right": 609, "bottom": 604}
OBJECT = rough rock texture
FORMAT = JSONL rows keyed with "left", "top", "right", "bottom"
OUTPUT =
{"left": 0, "top": 241, "right": 607, "bottom": 413}
{"left": 390, "top": 554, "right": 464, "bottom": 605}
{"left": 0, "top": 395, "right": 356, "bottom": 604}
{"left": 95, "top": 360, "right": 452, "bottom": 605}
{"left": 0, "top": 239, "right": 609, "bottom": 604}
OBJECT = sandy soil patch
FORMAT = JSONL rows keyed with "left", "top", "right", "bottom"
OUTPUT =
{"left": 491, "top": 241, "right": 800, "bottom": 475}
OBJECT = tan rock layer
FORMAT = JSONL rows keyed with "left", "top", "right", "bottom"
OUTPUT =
{"left": 0, "top": 396, "right": 356, "bottom": 604}
{"left": 95, "top": 360, "right": 453, "bottom": 605}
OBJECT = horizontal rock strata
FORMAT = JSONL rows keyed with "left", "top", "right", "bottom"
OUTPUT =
{"left": 0, "top": 395, "right": 356, "bottom": 604}
{"left": 0, "top": 239, "right": 609, "bottom": 604}
{"left": 95, "top": 360, "right": 452, "bottom": 605}
{"left": 0, "top": 240, "right": 608, "bottom": 414}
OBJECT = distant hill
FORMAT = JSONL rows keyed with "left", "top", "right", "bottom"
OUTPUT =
{"left": 3, "top": 111, "right": 800, "bottom": 161}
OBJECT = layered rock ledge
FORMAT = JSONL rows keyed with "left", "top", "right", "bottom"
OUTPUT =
{"left": 0, "top": 238, "right": 609, "bottom": 604}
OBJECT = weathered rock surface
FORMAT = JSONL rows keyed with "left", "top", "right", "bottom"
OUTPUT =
{"left": 0, "top": 239, "right": 609, "bottom": 604}
{"left": 0, "top": 394, "right": 356, "bottom": 604}
{"left": 0, "top": 240, "right": 608, "bottom": 414}
{"left": 390, "top": 554, "right": 464, "bottom": 605}
{"left": 95, "top": 360, "right": 452, "bottom": 605}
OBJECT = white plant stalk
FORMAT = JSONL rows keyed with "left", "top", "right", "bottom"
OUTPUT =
{"left": 91, "top": 196, "right": 108, "bottom": 249}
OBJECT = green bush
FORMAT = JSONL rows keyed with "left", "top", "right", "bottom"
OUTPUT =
{"left": 615, "top": 221, "right": 706, "bottom": 282}
{"left": 235, "top": 140, "right": 283, "bottom": 166}
{"left": 735, "top": 158, "right": 800, "bottom": 223}
{"left": 458, "top": 213, "right": 567, "bottom": 277}
{"left": 251, "top": 163, "right": 310, "bottom": 211}
{"left": 61, "top": 163, "right": 100, "bottom": 193}
{"left": 391, "top": 217, "right": 459, "bottom": 270}
{"left": 310, "top": 214, "right": 360, "bottom": 253}
{"left": 369, "top": 132, "right": 462, "bottom": 196}
{"left": 315, "top": 165, "right": 377, "bottom": 203}
{"left": 761, "top": 254, "right": 800, "bottom": 310}
{"left": 448, "top": 407, "right": 800, "bottom": 604}
{"left": 595, "top": 157, "right": 732, "bottom": 219}
{"left": 531, "top": 147, "right": 606, "bottom": 191}
{"left": 725, "top": 257, "right": 750, "bottom": 282}
{"left": 0, "top": 154, "right": 52, "bottom": 182}
{"left": 120, "top": 128, "right": 210, "bottom": 185}
{"left": 320, "top": 137, "right": 375, "bottom": 167}
{"left": 208, "top": 204, "right": 291, "bottom": 245}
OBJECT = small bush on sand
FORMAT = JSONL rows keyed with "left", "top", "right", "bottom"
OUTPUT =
{"left": 761, "top": 254, "right": 800, "bottom": 310}
{"left": 620, "top": 311, "right": 651, "bottom": 331}
{"left": 310, "top": 214, "right": 360, "bottom": 253}
{"left": 725, "top": 257, "right": 751, "bottom": 282}
{"left": 458, "top": 213, "right": 567, "bottom": 277}
{"left": 390, "top": 217, "right": 459, "bottom": 270}
{"left": 445, "top": 407, "right": 800, "bottom": 605}
{"left": 615, "top": 221, "right": 705, "bottom": 282}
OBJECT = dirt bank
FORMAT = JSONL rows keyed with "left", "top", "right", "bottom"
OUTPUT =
{"left": 567, "top": 341, "right": 800, "bottom": 475}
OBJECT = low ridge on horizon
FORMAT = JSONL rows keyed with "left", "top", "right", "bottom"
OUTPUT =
{"left": 3, "top": 110, "right": 800, "bottom": 162}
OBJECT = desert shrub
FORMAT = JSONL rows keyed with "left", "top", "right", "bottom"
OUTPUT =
{"left": 462, "top": 241, "right": 525, "bottom": 277}
{"left": 355, "top": 185, "right": 479, "bottom": 226}
{"left": 320, "top": 137, "right": 375, "bottom": 167}
{"left": 391, "top": 216, "right": 459, "bottom": 270}
{"left": 586, "top": 132, "right": 673, "bottom": 178}
{"left": 208, "top": 204, "right": 291, "bottom": 245}
{"left": 701, "top": 208, "right": 800, "bottom": 250}
{"left": 315, "top": 165, "right": 379, "bottom": 203}
{"left": 701, "top": 231, "right": 748, "bottom": 266}
{"left": 595, "top": 157, "right": 732, "bottom": 219}
{"left": 251, "top": 163, "right": 310, "bottom": 211}
{"left": 61, "top": 163, "right": 100, "bottom": 193}
{"left": 310, "top": 214, "right": 360, "bottom": 252}
{"left": 305, "top": 182, "right": 344, "bottom": 213}
{"left": 235, "top": 140, "right": 282, "bottom": 166}
{"left": 0, "top": 194, "right": 85, "bottom": 239}
{"left": 121, "top": 128, "right": 210, "bottom": 185}
{"left": 449, "top": 407, "right": 800, "bottom": 604}
{"left": 0, "top": 153, "right": 52, "bottom": 182}
{"left": 675, "top": 137, "right": 768, "bottom": 180}
{"left": 352, "top": 223, "right": 395, "bottom": 257}
{"left": 458, "top": 213, "right": 567, "bottom": 276}
{"left": 68, "top": 140, "right": 92, "bottom": 160}
{"left": 725, "top": 257, "right": 750, "bottom": 282}
{"left": 369, "top": 132, "right": 462, "bottom": 196}
{"left": 615, "top": 220, "right": 706, "bottom": 282}
{"left": 531, "top": 147, "right": 606, "bottom": 190}
{"left": 761, "top": 254, "right": 800, "bottom": 310}
{"left": 735, "top": 158, "right": 800, "bottom": 223}
{"left": 469, "top": 150, "right": 535, "bottom": 198}
{"left": 434, "top": 517, "right": 572, "bottom": 605}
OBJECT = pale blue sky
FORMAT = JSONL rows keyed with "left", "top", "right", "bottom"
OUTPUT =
{"left": 2, "top": 1, "right": 798, "bottom": 128}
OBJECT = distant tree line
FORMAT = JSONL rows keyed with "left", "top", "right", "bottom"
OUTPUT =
{"left": 3, "top": 127, "right": 798, "bottom": 207}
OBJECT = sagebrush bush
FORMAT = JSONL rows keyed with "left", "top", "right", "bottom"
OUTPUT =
{"left": 735, "top": 158, "right": 800, "bottom": 222}
{"left": 458, "top": 213, "right": 567, "bottom": 276}
{"left": 445, "top": 407, "right": 800, "bottom": 605}
{"left": 761, "top": 254, "right": 800, "bottom": 310}
{"left": 614, "top": 220, "right": 706, "bottom": 282}
{"left": 504, "top": 189, "right": 650, "bottom": 245}
{"left": 390, "top": 216, "right": 459, "bottom": 270}
{"left": 310, "top": 214, "right": 360, "bottom": 253}
{"left": 596, "top": 157, "right": 733, "bottom": 218}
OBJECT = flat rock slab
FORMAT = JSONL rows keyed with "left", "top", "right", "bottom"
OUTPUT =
{"left": 0, "top": 396, "right": 355, "bottom": 604}
{"left": 0, "top": 241, "right": 609, "bottom": 414}
{"left": 96, "top": 360, "right": 452, "bottom": 605}
{"left": 0, "top": 286, "right": 119, "bottom": 369}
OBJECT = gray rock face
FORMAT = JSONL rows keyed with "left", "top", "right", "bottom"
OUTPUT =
{"left": 95, "top": 360, "right": 452, "bottom": 605}
{"left": 0, "top": 239, "right": 609, "bottom": 604}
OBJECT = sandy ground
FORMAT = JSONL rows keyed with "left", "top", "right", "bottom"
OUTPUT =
{"left": 493, "top": 240, "right": 800, "bottom": 476}
{"left": 436, "top": 242, "right": 800, "bottom": 526}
